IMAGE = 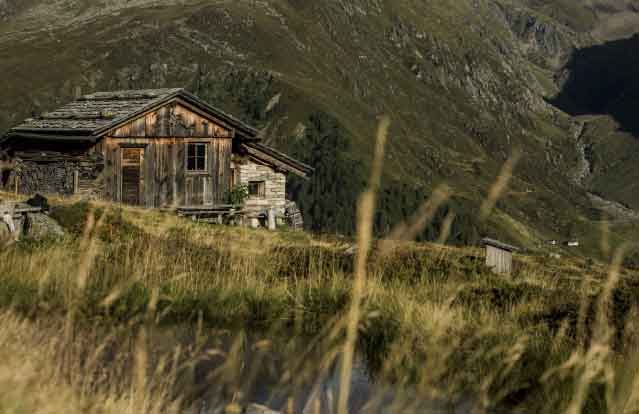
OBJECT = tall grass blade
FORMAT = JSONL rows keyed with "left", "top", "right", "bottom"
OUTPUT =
{"left": 337, "top": 115, "right": 389, "bottom": 414}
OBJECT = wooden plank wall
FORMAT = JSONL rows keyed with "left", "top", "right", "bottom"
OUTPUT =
{"left": 175, "top": 142, "right": 185, "bottom": 206}
{"left": 102, "top": 100, "right": 238, "bottom": 208}
{"left": 210, "top": 139, "right": 232, "bottom": 204}
{"left": 111, "top": 101, "right": 232, "bottom": 139}
{"left": 486, "top": 245, "right": 512, "bottom": 275}
{"left": 103, "top": 137, "right": 232, "bottom": 208}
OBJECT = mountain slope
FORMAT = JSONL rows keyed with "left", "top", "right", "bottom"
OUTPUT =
{"left": 0, "top": 0, "right": 637, "bottom": 253}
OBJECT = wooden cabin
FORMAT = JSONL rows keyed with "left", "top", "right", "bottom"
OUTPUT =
{"left": 481, "top": 238, "right": 519, "bottom": 275}
{"left": 0, "top": 89, "right": 312, "bottom": 224}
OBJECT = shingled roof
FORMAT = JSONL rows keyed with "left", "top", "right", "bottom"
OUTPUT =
{"left": 4, "top": 88, "right": 260, "bottom": 141}
{"left": 481, "top": 238, "right": 520, "bottom": 253}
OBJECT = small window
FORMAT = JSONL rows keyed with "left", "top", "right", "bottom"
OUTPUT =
{"left": 187, "top": 143, "right": 207, "bottom": 172}
{"left": 248, "top": 181, "right": 266, "bottom": 198}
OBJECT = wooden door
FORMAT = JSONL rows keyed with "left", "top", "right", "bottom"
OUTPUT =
{"left": 121, "top": 148, "right": 143, "bottom": 205}
{"left": 209, "top": 139, "right": 232, "bottom": 204}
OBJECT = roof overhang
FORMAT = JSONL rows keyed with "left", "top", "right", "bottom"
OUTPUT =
{"left": 242, "top": 142, "right": 314, "bottom": 179}
{"left": 1, "top": 131, "right": 98, "bottom": 145}
{"left": 481, "top": 238, "right": 519, "bottom": 253}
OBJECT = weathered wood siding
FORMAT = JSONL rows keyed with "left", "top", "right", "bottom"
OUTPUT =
{"left": 110, "top": 101, "right": 232, "bottom": 138}
{"left": 210, "top": 139, "right": 232, "bottom": 204}
{"left": 103, "top": 137, "right": 232, "bottom": 208}
{"left": 101, "top": 101, "right": 235, "bottom": 207}
{"left": 485, "top": 245, "right": 513, "bottom": 275}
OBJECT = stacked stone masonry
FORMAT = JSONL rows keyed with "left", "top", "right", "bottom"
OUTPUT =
{"left": 237, "top": 161, "right": 287, "bottom": 216}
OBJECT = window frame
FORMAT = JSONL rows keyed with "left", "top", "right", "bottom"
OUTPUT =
{"left": 248, "top": 181, "right": 266, "bottom": 198}
{"left": 186, "top": 142, "right": 208, "bottom": 174}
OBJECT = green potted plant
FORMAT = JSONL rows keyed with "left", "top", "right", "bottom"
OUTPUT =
{"left": 227, "top": 185, "right": 249, "bottom": 207}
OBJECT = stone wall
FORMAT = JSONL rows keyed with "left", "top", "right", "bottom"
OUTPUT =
{"left": 237, "top": 161, "right": 286, "bottom": 216}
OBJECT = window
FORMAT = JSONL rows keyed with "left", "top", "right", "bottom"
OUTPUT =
{"left": 187, "top": 143, "right": 207, "bottom": 172}
{"left": 248, "top": 181, "right": 266, "bottom": 198}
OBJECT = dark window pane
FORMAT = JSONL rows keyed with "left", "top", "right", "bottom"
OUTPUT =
{"left": 248, "top": 181, "right": 265, "bottom": 197}
{"left": 187, "top": 143, "right": 207, "bottom": 171}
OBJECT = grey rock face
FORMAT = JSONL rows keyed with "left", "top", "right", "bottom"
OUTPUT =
{"left": 496, "top": 2, "right": 585, "bottom": 69}
{"left": 25, "top": 213, "right": 65, "bottom": 240}
{"left": 0, "top": 0, "right": 19, "bottom": 21}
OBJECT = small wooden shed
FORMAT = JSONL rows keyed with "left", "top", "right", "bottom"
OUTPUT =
{"left": 481, "top": 238, "right": 519, "bottom": 275}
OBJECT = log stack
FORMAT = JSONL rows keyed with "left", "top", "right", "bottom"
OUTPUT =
{"left": 11, "top": 151, "right": 104, "bottom": 196}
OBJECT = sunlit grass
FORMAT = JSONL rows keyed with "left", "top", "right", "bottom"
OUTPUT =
{"left": 0, "top": 196, "right": 637, "bottom": 413}
{"left": 2, "top": 122, "right": 639, "bottom": 413}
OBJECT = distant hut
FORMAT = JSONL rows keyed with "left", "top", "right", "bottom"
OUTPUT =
{"left": 481, "top": 238, "right": 519, "bottom": 275}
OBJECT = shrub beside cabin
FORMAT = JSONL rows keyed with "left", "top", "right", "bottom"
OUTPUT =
{"left": 0, "top": 89, "right": 312, "bottom": 224}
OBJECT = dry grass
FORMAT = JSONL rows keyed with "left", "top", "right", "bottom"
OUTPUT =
{"left": 0, "top": 311, "right": 181, "bottom": 414}
{"left": 0, "top": 210, "right": 636, "bottom": 413}
{"left": 1, "top": 191, "right": 638, "bottom": 412}
{"left": 2, "top": 130, "right": 639, "bottom": 413}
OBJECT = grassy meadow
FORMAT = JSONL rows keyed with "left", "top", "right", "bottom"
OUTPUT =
{"left": 1, "top": 121, "right": 639, "bottom": 414}
{"left": 1, "top": 189, "right": 639, "bottom": 413}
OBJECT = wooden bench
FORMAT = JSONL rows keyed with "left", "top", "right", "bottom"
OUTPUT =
{"left": 167, "top": 205, "right": 247, "bottom": 225}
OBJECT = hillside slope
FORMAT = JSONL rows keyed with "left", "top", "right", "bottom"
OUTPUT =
{"left": 2, "top": 195, "right": 639, "bottom": 413}
{"left": 0, "top": 0, "right": 637, "bottom": 252}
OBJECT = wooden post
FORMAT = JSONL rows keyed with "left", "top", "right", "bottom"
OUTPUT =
{"left": 73, "top": 170, "right": 80, "bottom": 195}
{"left": 268, "top": 208, "right": 276, "bottom": 231}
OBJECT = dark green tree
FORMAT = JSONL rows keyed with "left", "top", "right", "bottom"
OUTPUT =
{"left": 287, "top": 113, "right": 488, "bottom": 244}
{"left": 287, "top": 112, "right": 365, "bottom": 235}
